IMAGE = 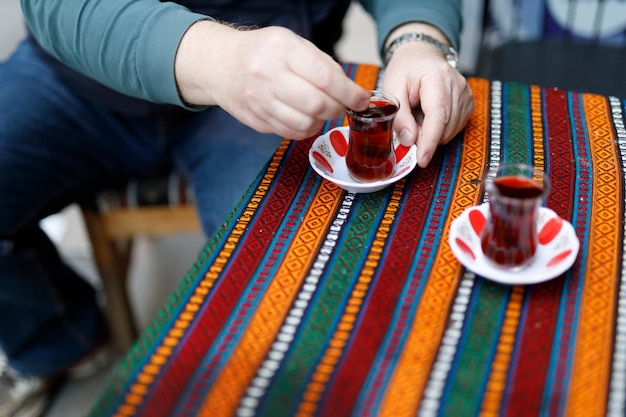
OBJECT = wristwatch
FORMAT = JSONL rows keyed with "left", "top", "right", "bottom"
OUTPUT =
{"left": 383, "top": 32, "right": 459, "bottom": 69}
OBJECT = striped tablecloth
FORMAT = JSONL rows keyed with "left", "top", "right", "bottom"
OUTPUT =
{"left": 90, "top": 63, "right": 626, "bottom": 417}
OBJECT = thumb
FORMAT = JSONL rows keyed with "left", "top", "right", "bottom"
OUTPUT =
{"left": 393, "top": 100, "right": 420, "bottom": 147}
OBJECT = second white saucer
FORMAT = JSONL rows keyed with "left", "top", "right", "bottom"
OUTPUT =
{"left": 448, "top": 203, "right": 580, "bottom": 285}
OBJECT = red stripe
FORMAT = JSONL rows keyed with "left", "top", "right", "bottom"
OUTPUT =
{"left": 317, "top": 155, "right": 443, "bottom": 416}
{"left": 504, "top": 87, "right": 577, "bottom": 416}
{"left": 136, "top": 141, "right": 309, "bottom": 417}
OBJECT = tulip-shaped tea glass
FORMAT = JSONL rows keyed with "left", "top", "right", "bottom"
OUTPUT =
{"left": 345, "top": 90, "right": 399, "bottom": 182}
{"left": 480, "top": 164, "right": 550, "bottom": 271}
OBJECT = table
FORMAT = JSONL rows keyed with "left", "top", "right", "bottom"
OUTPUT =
{"left": 89, "top": 63, "right": 626, "bottom": 417}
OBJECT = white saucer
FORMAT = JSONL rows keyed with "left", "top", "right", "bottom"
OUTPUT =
{"left": 308, "top": 126, "right": 417, "bottom": 193}
{"left": 448, "top": 203, "right": 580, "bottom": 285}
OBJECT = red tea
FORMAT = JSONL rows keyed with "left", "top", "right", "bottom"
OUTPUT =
{"left": 346, "top": 99, "right": 398, "bottom": 182}
{"left": 481, "top": 175, "right": 545, "bottom": 268}
{"left": 492, "top": 176, "right": 545, "bottom": 199}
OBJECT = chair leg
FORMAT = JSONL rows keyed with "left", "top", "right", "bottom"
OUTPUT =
{"left": 81, "top": 210, "right": 138, "bottom": 352}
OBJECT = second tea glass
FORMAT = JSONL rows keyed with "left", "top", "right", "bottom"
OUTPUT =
{"left": 480, "top": 163, "right": 551, "bottom": 271}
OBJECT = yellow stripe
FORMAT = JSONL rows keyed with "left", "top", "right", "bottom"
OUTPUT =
{"left": 566, "top": 94, "right": 620, "bottom": 416}
{"left": 195, "top": 62, "right": 382, "bottom": 417}
{"left": 206, "top": 141, "right": 290, "bottom": 280}
{"left": 378, "top": 78, "right": 492, "bottom": 416}
{"left": 293, "top": 63, "right": 383, "bottom": 416}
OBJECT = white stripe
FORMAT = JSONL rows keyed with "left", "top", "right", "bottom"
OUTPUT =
{"left": 418, "top": 273, "right": 477, "bottom": 417}
{"left": 486, "top": 80, "right": 504, "bottom": 199}
{"left": 235, "top": 193, "right": 357, "bottom": 417}
{"left": 607, "top": 96, "right": 626, "bottom": 417}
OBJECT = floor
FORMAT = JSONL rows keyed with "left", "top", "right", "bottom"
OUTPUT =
{"left": 0, "top": 1, "right": 377, "bottom": 415}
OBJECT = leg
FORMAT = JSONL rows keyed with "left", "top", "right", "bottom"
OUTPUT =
{"left": 0, "top": 40, "right": 165, "bottom": 377}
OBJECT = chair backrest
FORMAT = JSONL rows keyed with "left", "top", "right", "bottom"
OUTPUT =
{"left": 472, "top": 0, "right": 626, "bottom": 97}
{"left": 483, "top": 0, "right": 626, "bottom": 47}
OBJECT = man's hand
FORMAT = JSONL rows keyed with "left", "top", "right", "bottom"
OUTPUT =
{"left": 175, "top": 21, "right": 370, "bottom": 139}
{"left": 382, "top": 24, "right": 474, "bottom": 168}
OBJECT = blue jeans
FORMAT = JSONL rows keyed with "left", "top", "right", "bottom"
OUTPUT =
{"left": 0, "top": 40, "right": 283, "bottom": 377}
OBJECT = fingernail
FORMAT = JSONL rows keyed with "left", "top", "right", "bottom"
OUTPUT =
{"left": 420, "top": 152, "right": 432, "bottom": 167}
{"left": 399, "top": 129, "right": 412, "bottom": 145}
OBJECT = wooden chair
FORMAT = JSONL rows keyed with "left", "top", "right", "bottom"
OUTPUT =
{"left": 81, "top": 173, "right": 201, "bottom": 351}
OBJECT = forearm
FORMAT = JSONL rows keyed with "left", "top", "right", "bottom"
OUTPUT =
{"left": 21, "top": 0, "right": 206, "bottom": 106}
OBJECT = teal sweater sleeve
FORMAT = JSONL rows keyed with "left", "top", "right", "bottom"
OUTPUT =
{"left": 21, "top": 0, "right": 461, "bottom": 107}
{"left": 358, "top": 0, "right": 462, "bottom": 55}
{"left": 21, "top": 0, "right": 207, "bottom": 106}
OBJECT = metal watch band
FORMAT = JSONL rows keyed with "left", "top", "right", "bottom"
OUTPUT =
{"left": 383, "top": 32, "right": 459, "bottom": 69}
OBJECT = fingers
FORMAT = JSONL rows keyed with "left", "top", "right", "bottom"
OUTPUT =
{"left": 181, "top": 25, "right": 370, "bottom": 139}
{"left": 384, "top": 71, "right": 449, "bottom": 168}
{"left": 276, "top": 73, "right": 354, "bottom": 124}
{"left": 239, "top": 68, "right": 362, "bottom": 139}
{"left": 238, "top": 29, "right": 369, "bottom": 138}
{"left": 420, "top": 81, "right": 474, "bottom": 166}
{"left": 286, "top": 42, "right": 370, "bottom": 111}
{"left": 414, "top": 74, "right": 453, "bottom": 166}
{"left": 392, "top": 98, "right": 420, "bottom": 146}
{"left": 238, "top": 93, "right": 327, "bottom": 139}
{"left": 383, "top": 60, "right": 474, "bottom": 167}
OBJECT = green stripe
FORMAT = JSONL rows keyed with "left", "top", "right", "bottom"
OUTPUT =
{"left": 442, "top": 280, "right": 511, "bottom": 416}
{"left": 258, "top": 190, "right": 391, "bottom": 416}
{"left": 504, "top": 83, "right": 532, "bottom": 163}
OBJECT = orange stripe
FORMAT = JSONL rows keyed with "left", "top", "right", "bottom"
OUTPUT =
{"left": 530, "top": 85, "right": 546, "bottom": 172}
{"left": 378, "top": 77, "right": 492, "bottom": 416}
{"left": 340, "top": 63, "right": 379, "bottom": 128}
{"left": 479, "top": 286, "right": 525, "bottom": 416}
{"left": 353, "top": 63, "right": 381, "bottom": 95}
{"left": 566, "top": 94, "right": 620, "bottom": 416}
{"left": 113, "top": 277, "right": 220, "bottom": 417}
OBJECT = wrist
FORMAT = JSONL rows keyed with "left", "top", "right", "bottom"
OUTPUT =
{"left": 384, "top": 32, "right": 458, "bottom": 68}
{"left": 383, "top": 23, "right": 458, "bottom": 68}
{"left": 175, "top": 19, "right": 230, "bottom": 107}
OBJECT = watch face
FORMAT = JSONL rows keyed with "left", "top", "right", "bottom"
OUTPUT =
{"left": 445, "top": 47, "right": 459, "bottom": 68}
{"left": 447, "top": 54, "right": 459, "bottom": 69}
